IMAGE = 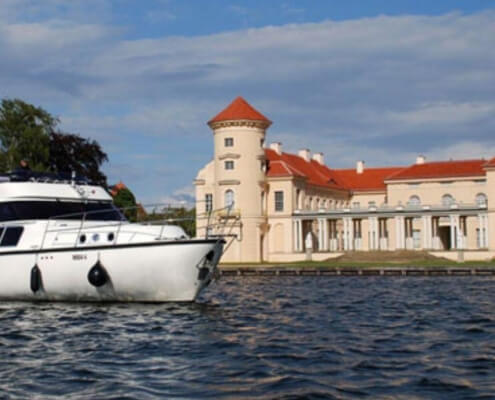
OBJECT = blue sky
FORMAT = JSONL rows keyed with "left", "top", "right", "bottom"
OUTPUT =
{"left": 1, "top": 0, "right": 494, "bottom": 204}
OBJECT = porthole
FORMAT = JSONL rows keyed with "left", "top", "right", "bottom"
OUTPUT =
{"left": 79, "top": 234, "right": 86, "bottom": 244}
{"left": 92, "top": 233, "right": 100, "bottom": 242}
{"left": 108, "top": 232, "right": 115, "bottom": 242}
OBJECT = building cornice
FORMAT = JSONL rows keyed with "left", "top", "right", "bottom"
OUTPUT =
{"left": 218, "top": 179, "right": 241, "bottom": 186}
{"left": 209, "top": 119, "right": 271, "bottom": 130}
{"left": 218, "top": 153, "right": 241, "bottom": 160}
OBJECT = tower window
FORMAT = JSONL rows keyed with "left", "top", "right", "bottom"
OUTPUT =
{"left": 275, "top": 191, "right": 284, "bottom": 212}
{"left": 224, "top": 137, "right": 234, "bottom": 147}
{"left": 205, "top": 193, "right": 213, "bottom": 212}
{"left": 225, "top": 161, "right": 234, "bottom": 170}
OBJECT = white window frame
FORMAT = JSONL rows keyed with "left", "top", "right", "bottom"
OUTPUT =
{"left": 274, "top": 191, "right": 284, "bottom": 212}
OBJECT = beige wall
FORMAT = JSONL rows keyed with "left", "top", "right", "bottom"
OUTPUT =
{"left": 349, "top": 192, "right": 387, "bottom": 208}
{"left": 387, "top": 178, "right": 487, "bottom": 207}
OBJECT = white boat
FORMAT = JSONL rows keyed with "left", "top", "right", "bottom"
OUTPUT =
{"left": 0, "top": 171, "right": 224, "bottom": 302}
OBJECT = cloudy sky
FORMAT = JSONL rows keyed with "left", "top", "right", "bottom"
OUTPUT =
{"left": 1, "top": 0, "right": 494, "bottom": 204}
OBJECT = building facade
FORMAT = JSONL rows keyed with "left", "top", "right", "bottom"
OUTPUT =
{"left": 195, "top": 97, "right": 495, "bottom": 262}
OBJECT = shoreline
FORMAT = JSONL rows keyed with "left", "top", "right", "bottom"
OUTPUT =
{"left": 219, "top": 262, "right": 495, "bottom": 277}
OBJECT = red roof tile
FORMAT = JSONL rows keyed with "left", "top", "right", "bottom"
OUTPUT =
{"left": 209, "top": 96, "right": 271, "bottom": 124}
{"left": 484, "top": 157, "right": 495, "bottom": 168}
{"left": 265, "top": 149, "right": 344, "bottom": 190}
{"left": 386, "top": 159, "right": 486, "bottom": 181}
{"left": 333, "top": 167, "right": 404, "bottom": 192}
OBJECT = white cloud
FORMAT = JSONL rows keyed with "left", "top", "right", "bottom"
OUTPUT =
{"left": 1, "top": 9, "right": 494, "bottom": 200}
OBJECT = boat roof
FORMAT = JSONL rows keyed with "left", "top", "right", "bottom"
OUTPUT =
{"left": 0, "top": 172, "right": 112, "bottom": 202}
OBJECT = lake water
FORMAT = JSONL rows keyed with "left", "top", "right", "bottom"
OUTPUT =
{"left": 1, "top": 277, "right": 495, "bottom": 399}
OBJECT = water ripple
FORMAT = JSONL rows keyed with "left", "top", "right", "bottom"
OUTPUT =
{"left": 0, "top": 277, "right": 495, "bottom": 399}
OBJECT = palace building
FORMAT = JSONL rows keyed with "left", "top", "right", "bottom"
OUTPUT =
{"left": 195, "top": 97, "right": 495, "bottom": 262}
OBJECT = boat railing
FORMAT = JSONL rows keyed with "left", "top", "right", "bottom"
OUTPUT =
{"left": 37, "top": 201, "right": 237, "bottom": 250}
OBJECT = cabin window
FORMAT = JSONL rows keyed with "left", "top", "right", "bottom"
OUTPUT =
{"left": 275, "top": 191, "right": 284, "bottom": 212}
{"left": 224, "top": 137, "right": 234, "bottom": 147}
{"left": 0, "top": 201, "right": 125, "bottom": 222}
{"left": 225, "top": 161, "right": 234, "bottom": 170}
{"left": 205, "top": 194, "right": 213, "bottom": 212}
{"left": 0, "top": 226, "right": 24, "bottom": 246}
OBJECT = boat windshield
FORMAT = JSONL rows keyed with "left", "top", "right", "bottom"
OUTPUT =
{"left": 0, "top": 201, "right": 126, "bottom": 222}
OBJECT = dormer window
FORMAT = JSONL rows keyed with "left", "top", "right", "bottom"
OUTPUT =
{"left": 224, "top": 137, "right": 234, "bottom": 147}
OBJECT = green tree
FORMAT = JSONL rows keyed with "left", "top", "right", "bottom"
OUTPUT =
{"left": 0, "top": 98, "right": 109, "bottom": 185}
{"left": 113, "top": 187, "right": 137, "bottom": 222}
{"left": 0, "top": 98, "right": 54, "bottom": 171}
{"left": 142, "top": 206, "right": 196, "bottom": 237}
{"left": 49, "top": 131, "right": 108, "bottom": 187}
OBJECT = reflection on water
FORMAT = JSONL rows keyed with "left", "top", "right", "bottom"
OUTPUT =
{"left": 1, "top": 277, "right": 495, "bottom": 399}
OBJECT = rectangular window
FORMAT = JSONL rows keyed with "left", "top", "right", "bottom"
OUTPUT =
{"left": 352, "top": 202, "right": 360, "bottom": 209}
{"left": 225, "top": 161, "right": 234, "bottom": 170}
{"left": 275, "top": 191, "right": 284, "bottom": 212}
{"left": 224, "top": 137, "right": 234, "bottom": 147}
{"left": 368, "top": 201, "right": 376, "bottom": 208}
{"left": 205, "top": 193, "right": 212, "bottom": 213}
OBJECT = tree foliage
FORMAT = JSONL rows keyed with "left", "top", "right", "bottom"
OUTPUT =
{"left": 113, "top": 187, "right": 138, "bottom": 222}
{"left": 49, "top": 132, "right": 108, "bottom": 187}
{"left": 141, "top": 206, "right": 196, "bottom": 237}
{"left": 0, "top": 98, "right": 108, "bottom": 186}
{"left": 0, "top": 99, "right": 54, "bottom": 171}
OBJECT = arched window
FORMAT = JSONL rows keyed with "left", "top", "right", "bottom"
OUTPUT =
{"left": 476, "top": 193, "right": 487, "bottom": 207}
{"left": 315, "top": 198, "right": 320, "bottom": 210}
{"left": 442, "top": 194, "right": 455, "bottom": 207}
{"left": 225, "top": 190, "right": 234, "bottom": 208}
{"left": 408, "top": 195, "right": 421, "bottom": 207}
{"left": 296, "top": 189, "right": 301, "bottom": 209}
{"left": 308, "top": 197, "right": 312, "bottom": 210}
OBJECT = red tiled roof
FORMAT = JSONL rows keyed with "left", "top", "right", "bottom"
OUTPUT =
{"left": 265, "top": 148, "right": 344, "bottom": 190}
{"left": 209, "top": 96, "right": 271, "bottom": 124}
{"left": 386, "top": 159, "right": 486, "bottom": 181}
{"left": 333, "top": 167, "right": 404, "bottom": 192}
{"left": 110, "top": 181, "right": 127, "bottom": 196}
{"left": 484, "top": 157, "right": 495, "bottom": 168}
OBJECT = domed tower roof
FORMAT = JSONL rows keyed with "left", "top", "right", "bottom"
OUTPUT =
{"left": 208, "top": 96, "right": 272, "bottom": 130}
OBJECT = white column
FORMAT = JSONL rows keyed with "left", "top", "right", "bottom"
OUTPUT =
{"left": 343, "top": 218, "right": 347, "bottom": 250}
{"left": 293, "top": 220, "right": 299, "bottom": 252}
{"left": 450, "top": 214, "right": 457, "bottom": 250}
{"left": 485, "top": 214, "right": 490, "bottom": 249}
{"left": 479, "top": 213, "right": 488, "bottom": 248}
{"left": 348, "top": 218, "right": 354, "bottom": 250}
{"left": 317, "top": 219, "right": 323, "bottom": 251}
{"left": 395, "top": 216, "right": 401, "bottom": 250}
{"left": 323, "top": 219, "right": 328, "bottom": 251}
{"left": 422, "top": 215, "right": 433, "bottom": 249}
{"left": 297, "top": 219, "right": 303, "bottom": 252}
{"left": 432, "top": 217, "right": 440, "bottom": 250}
{"left": 395, "top": 216, "right": 405, "bottom": 249}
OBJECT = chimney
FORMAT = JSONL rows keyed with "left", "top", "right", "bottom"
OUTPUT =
{"left": 356, "top": 160, "right": 364, "bottom": 174}
{"left": 270, "top": 142, "right": 282, "bottom": 155}
{"left": 298, "top": 149, "right": 311, "bottom": 162}
{"left": 416, "top": 155, "right": 426, "bottom": 165}
{"left": 312, "top": 152, "right": 324, "bottom": 165}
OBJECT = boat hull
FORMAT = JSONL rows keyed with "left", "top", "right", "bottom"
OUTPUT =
{"left": 0, "top": 239, "right": 223, "bottom": 302}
